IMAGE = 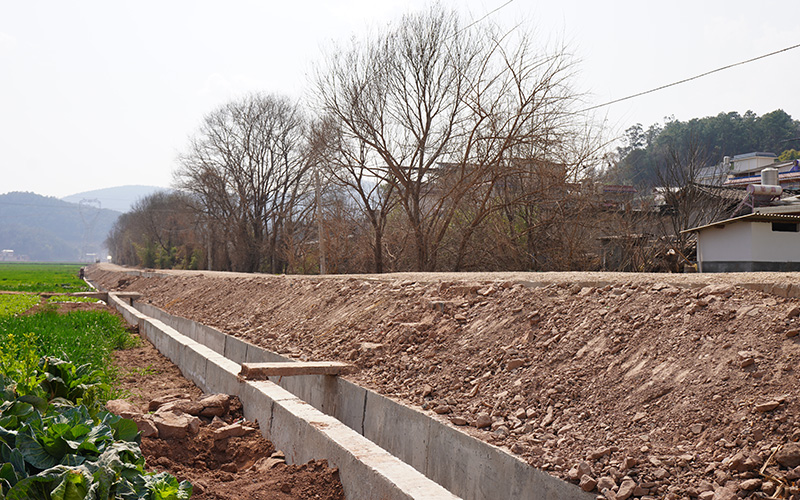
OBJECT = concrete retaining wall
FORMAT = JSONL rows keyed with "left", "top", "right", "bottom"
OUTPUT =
{"left": 112, "top": 295, "right": 458, "bottom": 500}
{"left": 126, "top": 299, "right": 591, "bottom": 500}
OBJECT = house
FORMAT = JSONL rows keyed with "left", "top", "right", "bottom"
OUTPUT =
{"left": 683, "top": 213, "right": 800, "bottom": 272}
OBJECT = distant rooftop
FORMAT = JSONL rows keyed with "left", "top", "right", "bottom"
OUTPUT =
{"left": 732, "top": 152, "right": 776, "bottom": 160}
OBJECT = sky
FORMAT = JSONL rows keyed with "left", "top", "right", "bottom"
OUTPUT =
{"left": 1, "top": 0, "right": 798, "bottom": 199}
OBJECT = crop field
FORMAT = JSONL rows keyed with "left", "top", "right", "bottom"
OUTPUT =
{"left": 0, "top": 262, "right": 90, "bottom": 293}
{"left": 0, "top": 293, "right": 39, "bottom": 317}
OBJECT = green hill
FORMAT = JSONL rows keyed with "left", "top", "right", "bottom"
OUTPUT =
{"left": 0, "top": 192, "right": 121, "bottom": 262}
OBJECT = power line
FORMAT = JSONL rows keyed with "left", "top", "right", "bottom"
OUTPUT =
{"left": 456, "top": 0, "right": 514, "bottom": 36}
{"left": 579, "top": 42, "right": 800, "bottom": 114}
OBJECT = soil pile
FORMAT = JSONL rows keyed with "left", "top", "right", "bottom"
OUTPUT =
{"left": 91, "top": 265, "right": 800, "bottom": 500}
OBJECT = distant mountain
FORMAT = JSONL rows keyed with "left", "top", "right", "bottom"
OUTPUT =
{"left": 0, "top": 191, "right": 121, "bottom": 262}
{"left": 61, "top": 185, "right": 169, "bottom": 213}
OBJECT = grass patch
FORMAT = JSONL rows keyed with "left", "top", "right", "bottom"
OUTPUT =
{"left": 0, "top": 293, "right": 39, "bottom": 317}
{"left": 46, "top": 294, "right": 99, "bottom": 303}
{"left": 0, "top": 262, "right": 90, "bottom": 293}
{"left": 0, "top": 306, "right": 137, "bottom": 398}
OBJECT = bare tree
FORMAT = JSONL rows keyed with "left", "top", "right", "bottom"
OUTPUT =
{"left": 174, "top": 94, "right": 310, "bottom": 273}
{"left": 315, "top": 5, "right": 599, "bottom": 271}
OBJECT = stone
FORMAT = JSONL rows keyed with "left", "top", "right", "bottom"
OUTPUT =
{"left": 133, "top": 415, "right": 158, "bottom": 438}
{"left": 761, "top": 481, "right": 776, "bottom": 496}
{"left": 510, "top": 442, "right": 526, "bottom": 454}
{"left": 755, "top": 400, "right": 780, "bottom": 412}
{"left": 739, "top": 478, "right": 761, "bottom": 491}
{"left": 690, "top": 423, "right": 703, "bottom": 435}
{"left": 493, "top": 426, "right": 509, "bottom": 437}
{"left": 786, "top": 305, "right": 800, "bottom": 319}
{"left": 157, "top": 399, "right": 204, "bottom": 416}
{"left": 151, "top": 411, "right": 200, "bottom": 439}
{"left": 148, "top": 393, "right": 191, "bottom": 412}
{"left": 776, "top": 442, "right": 800, "bottom": 468}
{"left": 579, "top": 474, "right": 596, "bottom": 492}
{"left": 712, "top": 486, "right": 737, "bottom": 500}
{"left": 596, "top": 476, "right": 616, "bottom": 491}
{"left": 621, "top": 456, "right": 637, "bottom": 470}
{"left": 450, "top": 416, "right": 468, "bottom": 426}
{"left": 698, "top": 492, "right": 714, "bottom": 500}
{"left": 198, "top": 393, "right": 230, "bottom": 417}
{"left": 588, "top": 447, "right": 611, "bottom": 460}
{"left": 616, "top": 479, "right": 637, "bottom": 500}
{"left": 421, "top": 384, "right": 433, "bottom": 398}
{"left": 699, "top": 284, "right": 735, "bottom": 298}
{"left": 475, "top": 412, "right": 492, "bottom": 429}
{"left": 214, "top": 422, "right": 255, "bottom": 440}
{"left": 652, "top": 467, "right": 669, "bottom": 480}
{"left": 786, "top": 329, "right": 800, "bottom": 338}
{"left": 433, "top": 405, "right": 452, "bottom": 414}
{"left": 507, "top": 359, "right": 526, "bottom": 370}
{"left": 106, "top": 399, "right": 139, "bottom": 419}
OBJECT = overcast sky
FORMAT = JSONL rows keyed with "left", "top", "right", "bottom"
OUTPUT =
{"left": 1, "top": 0, "right": 798, "bottom": 199}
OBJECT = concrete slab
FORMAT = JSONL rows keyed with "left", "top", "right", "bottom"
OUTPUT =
{"left": 240, "top": 361, "right": 358, "bottom": 378}
{"left": 223, "top": 335, "right": 249, "bottom": 364}
{"left": 196, "top": 324, "right": 226, "bottom": 355}
{"left": 363, "top": 389, "right": 431, "bottom": 474}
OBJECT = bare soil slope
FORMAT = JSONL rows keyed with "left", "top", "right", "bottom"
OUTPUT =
{"left": 90, "top": 265, "right": 800, "bottom": 500}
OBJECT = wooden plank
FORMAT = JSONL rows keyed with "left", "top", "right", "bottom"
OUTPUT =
{"left": 239, "top": 361, "right": 359, "bottom": 379}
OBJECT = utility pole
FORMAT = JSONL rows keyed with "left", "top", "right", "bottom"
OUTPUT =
{"left": 315, "top": 165, "right": 327, "bottom": 274}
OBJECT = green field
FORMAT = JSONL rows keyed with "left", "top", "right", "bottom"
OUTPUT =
{"left": 0, "top": 262, "right": 90, "bottom": 293}
{"left": 0, "top": 293, "right": 39, "bottom": 317}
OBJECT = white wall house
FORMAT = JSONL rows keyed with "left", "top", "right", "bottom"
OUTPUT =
{"left": 685, "top": 213, "right": 800, "bottom": 272}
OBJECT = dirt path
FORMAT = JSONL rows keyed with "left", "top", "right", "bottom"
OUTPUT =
{"left": 91, "top": 264, "right": 800, "bottom": 500}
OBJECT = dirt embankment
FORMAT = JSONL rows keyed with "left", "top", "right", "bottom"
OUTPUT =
{"left": 90, "top": 265, "right": 800, "bottom": 500}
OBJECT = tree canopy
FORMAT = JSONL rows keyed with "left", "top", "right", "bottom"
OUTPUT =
{"left": 612, "top": 109, "right": 800, "bottom": 187}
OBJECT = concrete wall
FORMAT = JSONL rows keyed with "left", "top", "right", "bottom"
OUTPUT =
{"left": 126, "top": 298, "right": 592, "bottom": 500}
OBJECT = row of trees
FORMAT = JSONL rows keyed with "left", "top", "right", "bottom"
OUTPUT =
{"left": 106, "top": 6, "right": 619, "bottom": 273}
{"left": 612, "top": 110, "right": 800, "bottom": 186}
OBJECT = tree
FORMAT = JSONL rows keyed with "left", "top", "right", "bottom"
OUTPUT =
{"left": 174, "top": 94, "right": 310, "bottom": 273}
{"left": 315, "top": 5, "right": 599, "bottom": 271}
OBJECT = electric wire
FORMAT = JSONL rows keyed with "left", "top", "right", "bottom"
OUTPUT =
{"left": 578, "top": 42, "right": 800, "bottom": 113}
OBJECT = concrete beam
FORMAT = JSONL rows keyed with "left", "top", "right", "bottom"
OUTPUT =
{"left": 240, "top": 361, "right": 358, "bottom": 379}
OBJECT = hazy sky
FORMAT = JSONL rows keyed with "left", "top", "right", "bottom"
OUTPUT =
{"left": 1, "top": 0, "right": 798, "bottom": 198}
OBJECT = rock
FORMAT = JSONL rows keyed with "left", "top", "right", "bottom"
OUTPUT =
{"left": 652, "top": 467, "right": 669, "bottom": 480}
{"left": 157, "top": 399, "right": 204, "bottom": 416}
{"left": 214, "top": 422, "right": 256, "bottom": 440}
{"left": 690, "top": 423, "right": 703, "bottom": 435}
{"left": 198, "top": 394, "right": 231, "bottom": 417}
{"left": 433, "top": 405, "right": 452, "bottom": 414}
{"left": 699, "top": 284, "right": 735, "bottom": 298}
{"left": 755, "top": 400, "right": 780, "bottom": 412}
{"left": 698, "top": 492, "right": 715, "bottom": 500}
{"left": 421, "top": 384, "right": 433, "bottom": 398}
{"left": 588, "top": 447, "right": 611, "bottom": 460}
{"left": 786, "top": 328, "right": 800, "bottom": 338}
{"left": 510, "top": 442, "right": 526, "bottom": 454}
{"left": 776, "top": 442, "right": 800, "bottom": 468}
{"left": 739, "top": 357, "right": 754, "bottom": 368}
{"left": 134, "top": 415, "right": 158, "bottom": 438}
{"left": 739, "top": 478, "right": 761, "bottom": 491}
{"left": 786, "top": 305, "right": 800, "bottom": 319}
{"left": 507, "top": 359, "right": 526, "bottom": 370}
{"left": 596, "top": 476, "right": 616, "bottom": 491}
{"left": 106, "top": 399, "right": 139, "bottom": 419}
{"left": 151, "top": 411, "right": 201, "bottom": 439}
{"left": 475, "top": 412, "right": 492, "bottom": 429}
{"left": 728, "top": 451, "right": 761, "bottom": 472}
{"left": 621, "top": 456, "right": 637, "bottom": 470}
{"left": 579, "top": 474, "right": 597, "bottom": 492}
{"left": 450, "top": 416, "right": 468, "bottom": 426}
{"left": 712, "top": 486, "right": 738, "bottom": 500}
{"left": 493, "top": 426, "right": 509, "bottom": 437}
{"left": 616, "top": 479, "right": 636, "bottom": 500}
{"left": 148, "top": 393, "right": 190, "bottom": 412}
{"left": 761, "top": 481, "right": 776, "bottom": 496}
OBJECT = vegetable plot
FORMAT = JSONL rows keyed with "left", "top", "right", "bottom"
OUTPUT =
{"left": 0, "top": 357, "right": 192, "bottom": 499}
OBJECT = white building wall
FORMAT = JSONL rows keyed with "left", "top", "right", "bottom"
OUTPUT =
{"left": 697, "top": 222, "right": 753, "bottom": 268}
{"left": 750, "top": 222, "right": 800, "bottom": 261}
